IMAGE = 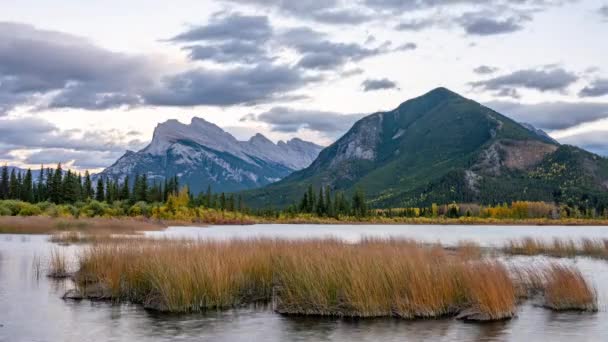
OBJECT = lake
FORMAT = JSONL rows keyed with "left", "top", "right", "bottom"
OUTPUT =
{"left": 2, "top": 224, "right": 608, "bottom": 341}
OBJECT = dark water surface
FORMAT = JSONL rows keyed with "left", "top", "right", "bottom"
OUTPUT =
{"left": 2, "top": 225, "right": 608, "bottom": 342}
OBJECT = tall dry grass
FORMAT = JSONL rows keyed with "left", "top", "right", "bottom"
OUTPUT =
{"left": 504, "top": 237, "right": 608, "bottom": 259}
{"left": 73, "top": 238, "right": 598, "bottom": 318}
{"left": 75, "top": 238, "right": 520, "bottom": 319}
{"left": 543, "top": 265, "right": 597, "bottom": 312}
{"left": 47, "top": 248, "right": 70, "bottom": 278}
{"left": 0, "top": 216, "right": 165, "bottom": 235}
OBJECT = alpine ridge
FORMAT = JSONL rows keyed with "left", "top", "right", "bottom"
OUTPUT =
{"left": 97, "top": 117, "right": 323, "bottom": 193}
{"left": 242, "top": 87, "right": 608, "bottom": 208}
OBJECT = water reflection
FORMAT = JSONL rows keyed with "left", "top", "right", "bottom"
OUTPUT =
{"left": 1, "top": 227, "right": 608, "bottom": 341}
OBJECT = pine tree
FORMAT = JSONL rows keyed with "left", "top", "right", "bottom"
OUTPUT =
{"left": 22, "top": 169, "right": 33, "bottom": 203}
{"left": 316, "top": 187, "right": 325, "bottom": 216}
{"left": 0, "top": 165, "right": 8, "bottom": 199}
{"left": 49, "top": 164, "right": 63, "bottom": 203}
{"left": 237, "top": 195, "right": 243, "bottom": 212}
{"left": 352, "top": 188, "right": 367, "bottom": 218}
{"left": 139, "top": 174, "right": 148, "bottom": 202}
{"left": 35, "top": 165, "right": 45, "bottom": 202}
{"left": 220, "top": 192, "right": 226, "bottom": 211}
{"left": 307, "top": 185, "right": 315, "bottom": 213}
{"left": 9, "top": 169, "right": 19, "bottom": 199}
{"left": 205, "top": 185, "right": 212, "bottom": 208}
{"left": 95, "top": 177, "right": 105, "bottom": 202}
{"left": 227, "top": 194, "right": 235, "bottom": 212}
{"left": 83, "top": 171, "right": 93, "bottom": 200}
{"left": 120, "top": 176, "right": 130, "bottom": 201}
{"left": 325, "top": 185, "right": 334, "bottom": 218}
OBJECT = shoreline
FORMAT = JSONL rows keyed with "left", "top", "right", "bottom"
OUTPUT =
{"left": 2, "top": 215, "right": 608, "bottom": 235}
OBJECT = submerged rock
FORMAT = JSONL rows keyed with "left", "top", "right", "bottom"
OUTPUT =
{"left": 456, "top": 308, "right": 514, "bottom": 322}
{"left": 62, "top": 289, "right": 84, "bottom": 300}
{"left": 143, "top": 295, "right": 169, "bottom": 312}
{"left": 62, "top": 283, "right": 111, "bottom": 301}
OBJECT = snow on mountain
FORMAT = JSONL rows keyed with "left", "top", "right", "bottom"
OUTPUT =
{"left": 98, "top": 117, "right": 323, "bottom": 193}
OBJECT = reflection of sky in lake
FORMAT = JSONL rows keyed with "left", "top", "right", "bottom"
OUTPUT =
{"left": 2, "top": 225, "right": 608, "bottom": 341}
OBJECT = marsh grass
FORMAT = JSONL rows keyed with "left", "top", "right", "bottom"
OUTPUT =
{"left": 504, "top": 237, "right": 608, "bottom": 259}
{"left": 0, "top": 216, "right": 165, "bottom": 235}
{"left": 47, "top": 248, "right": 70, "bottom": 278}
{"left": 543, "top": 265, "right": 598, "bottom": 312}
{"left": 75, "top": 238, "right": 588, "bottom": 320}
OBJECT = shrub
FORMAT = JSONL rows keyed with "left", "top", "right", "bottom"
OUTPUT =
{"left": 0, "top": 205, "right": 12, "bottom": 216}
{"left": 0, "top": 200, "right": 29, "bottom": 215}
{"left": 129, "top": 201, "right": 151, "bottom": 217}
{"left": 18, "top": 203, "right": 43, "bottom": 216}
{"left": 81, "top": 200, "right": 108, "bottom": 217}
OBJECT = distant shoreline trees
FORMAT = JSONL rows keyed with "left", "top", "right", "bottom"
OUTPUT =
{"left": 1, "top": 163, "right": 607, "bottom": 221}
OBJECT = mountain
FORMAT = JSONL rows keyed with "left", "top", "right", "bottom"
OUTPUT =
{"left": 97, "top": 117, "right": 323, "bottom": 193}
{"left": 243, "top": 87, "right": 608, "bottom": 208}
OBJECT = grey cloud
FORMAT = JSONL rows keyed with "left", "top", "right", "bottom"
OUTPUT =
{"left": 221, "top": 0, "right": 371, "bottom": 24}
{"left": 471, "top": 67, "right": 579, "bottom": 93}
{"left": 24, "top": 149, "right": 123, "bottom": 169}
{"left": 279, "top": 29, "right": 388, "bottom": 70}
{"left": 0, "top": 117, "right": 145, "bottom": 153}
{"left": 183, "top": 41, "right": 273, "bottom": 64}
{"left": 309, "top": 9, "right": 372, "bottom": 24}
{"left": 458, "top": 12, "right": 530, "bottom": 35}
{"left": 0, "top": 22, "right": 159, "bottom": 113}
{"left": 169, "top": 14, "right": 272, "bottom": 43}
{"left": 600, "top": 5, "right": 608, "bottom": 20}
{"left": 144, "top": 63, "right": 315, "bottom": 106}
{"left": 169, "top": 14, "right": 276, "bottom": 65}
{"left": 396, "top": 42, "right": 417, "bottom": 51}
{"left": 558, "top": 131, "right": 608, "bottom": 156}
{"left": 396, "top": 18, "right": 437, "bottom": 31}
{"left": 486, "top": 101, "right": 608, "bottom": 130}
{"left": 579, "top": 79, "right": 608, "bottom": 97}
{"left": 243, "top": 107, "right": 366, "bottom": 137}
{"left": 474, "top": 65, "right": 499, "bottom": 74}
{"left": 362, "top": 78, "right": 399, "bottom": 91}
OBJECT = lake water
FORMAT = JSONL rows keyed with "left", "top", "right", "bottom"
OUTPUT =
{"left": 2, "top": 224, "right": 608, "bottom": 342}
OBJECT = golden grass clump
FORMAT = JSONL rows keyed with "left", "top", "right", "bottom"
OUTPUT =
{"left": 543, "top": 265, "right": 597, "bottom": 312}
{"left": 76, "top": 238, "right": 521, "bottom": 320}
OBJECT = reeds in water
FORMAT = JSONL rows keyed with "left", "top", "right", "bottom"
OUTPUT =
{"left": 543, "top": 265, "right": 597, "bottom": 312}
{"left": 504, "top": 237, "right": 608, "bottom": 259}
{"left": 75, "top": 238, "right": 522, "bottom": 320}
{"left": 47, "top": 248, "right": 70, "bottom": 278}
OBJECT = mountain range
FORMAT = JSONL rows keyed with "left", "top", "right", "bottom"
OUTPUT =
{"left": 97, "top": 118, "right": 323, "bottom": 193}
{"left": 242, "top": 87, "right": 608, "bottom": 208}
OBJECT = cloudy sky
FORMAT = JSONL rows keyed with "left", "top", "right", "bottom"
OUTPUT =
{"left": 1, "top": 0, "right": 608, "bottom": 171}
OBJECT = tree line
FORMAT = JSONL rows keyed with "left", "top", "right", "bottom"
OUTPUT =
{"left": 0, "top": 164, "right": 181, "bottom": 205}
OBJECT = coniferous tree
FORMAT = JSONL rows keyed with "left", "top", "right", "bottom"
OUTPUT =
{"left": 307, "top": 185, "right": 315, "bottom": 213}
{"left": 205, "top": 185, "right": 212, "bottom": 208}
{"left": 83, "top": 171, "right": 94, "bottom": 200}
{"left": 220, "top": 192, "right": 226, "bottom": 211}
{"left": 95, "top": 177, "right": 105, "bottom": 202}
{"left": 325, "top": 185, "right": 334, "bottom": 217}
{"left": 49, "top": 164, "right": 63, "bottom": 203}
{"left": 120, "top": 175, "right": 130, "bottom": 201}
{"left": 316, "top": 187, "right": 325, "bottom": 216}
{"left": 8, "top": 169, "right": 19, "bottom": 199}
{"left": 35, "top": 165, "right": 45, "bottom": 202}
{"left": 139, "top": 174, "right": 148, "bottom": 202}
{"left": 352, "top": 188, "right": 367, "bottom": 218}
{"left": 0, "top": 165, "right": 8, "bottom": 199}
{"left": 22, "top": 169, "right": 33, "bottom": 202}
{"left": 227, "top": 194, "right": 235, "bottom": 212}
